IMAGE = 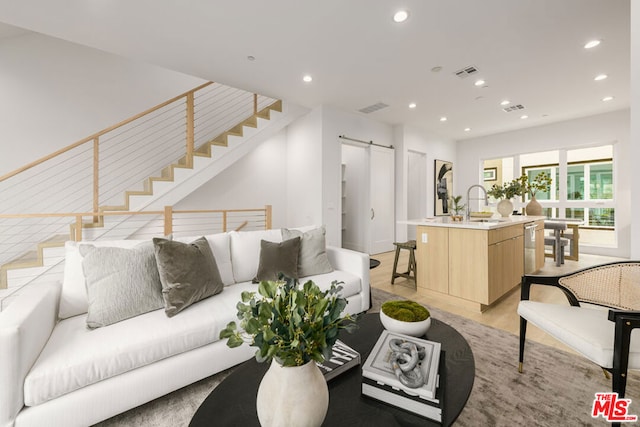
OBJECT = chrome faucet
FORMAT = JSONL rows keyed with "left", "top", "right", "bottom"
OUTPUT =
{"left": 466, "top": 184, "right": 488, "bottom": 219}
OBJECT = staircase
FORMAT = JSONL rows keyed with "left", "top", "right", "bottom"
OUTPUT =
{"left": 0, "top": 82, "right": 304, "bottom": 300}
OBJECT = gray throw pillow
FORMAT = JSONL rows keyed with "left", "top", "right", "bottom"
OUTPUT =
{"left": 80, "top": 242, "right": 164, "bottom": 329}
{"left": 153, "top": 236, "right": 224, "bottom": 317}
{"left": 253, "top": 237, "right": 301, "bottom": 283}
{"left": 282, "top": 227, "right": 334, "bottom": 277}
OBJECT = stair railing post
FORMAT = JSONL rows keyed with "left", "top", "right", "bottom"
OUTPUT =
{"left": 93, "top": 138, "right": 100, "bottom": 223}
{"left": 222, "top": 211, "right": 228, "bottom": 232}
{"left": 253, "top": 94, "right": 258, "bottom": 115}
{"left": 75, "top": 215, "right": 83, "bottom": 241}
{"left": 186, "top": 92, "right": 195, "bottom": 168}
{"left": 164, "top": 206, "right": 173, "bottom": 236}
{"left": 265, "top": 205, "right": 272, "bottom": 230}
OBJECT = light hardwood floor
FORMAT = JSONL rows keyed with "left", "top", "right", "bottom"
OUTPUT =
{"left": 370, "top": 249, "right": 626, "bottom": 355}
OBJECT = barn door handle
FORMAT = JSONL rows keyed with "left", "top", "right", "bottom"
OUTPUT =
{"left": 371, "top": 208, "right": 375, "bottom": 220}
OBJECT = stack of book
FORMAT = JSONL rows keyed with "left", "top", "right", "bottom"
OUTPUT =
{"left": 361, "top": 330, "right": 444, "bottom": 423}
{"left": 316, "top": 339, "right": 361, "bottom": 382}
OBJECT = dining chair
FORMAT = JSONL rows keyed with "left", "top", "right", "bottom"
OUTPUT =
{"left": 518, "top": 261, "right": 640, "bottom": 426}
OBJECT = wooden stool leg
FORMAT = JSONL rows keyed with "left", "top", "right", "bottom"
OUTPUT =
{"left": 409, "top": 248, "right": 416, "bottom": 285}
{"left": 391, "top": 246, "right": 401, "bottom": 284}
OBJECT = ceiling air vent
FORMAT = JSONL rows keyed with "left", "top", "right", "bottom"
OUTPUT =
{"left": 358, "top": 102, "right": 389, "bottom": 114}
{"left": 503, "top": 104, "right": 525, "bottom": 113}
{"left": 454, "top": 65, "right": 478, "bottom": 78}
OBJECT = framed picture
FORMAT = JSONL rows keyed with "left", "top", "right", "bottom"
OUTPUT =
{"left": 484, "top": 167, "right": 497, "bottom": 181}
{"left": 434, "top": 159, "right": 453, "bottom": 216}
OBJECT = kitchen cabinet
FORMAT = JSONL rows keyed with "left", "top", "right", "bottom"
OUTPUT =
{"left": 415, "top": 218, "right": 542, "bottom": 311}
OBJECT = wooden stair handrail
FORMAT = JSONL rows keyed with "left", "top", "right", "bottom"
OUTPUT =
{"left": 0, "top": 82, "right": 213, "bottom": 183}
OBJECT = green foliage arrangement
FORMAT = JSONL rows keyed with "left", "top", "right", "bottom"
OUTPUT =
{"left": 517, "top": 171, "right": 552, "bottom": 197}
{"left": 381, "top": 300, "right": 430, "bottom": 322}
{"left": 448, "top": 195, "right": 466, "bottom": 215}
{"left": 220, "top": 277, "right": 357, "bottom": 367}
{"left": 487, "top": 179, "right": 525, "bottom": 200}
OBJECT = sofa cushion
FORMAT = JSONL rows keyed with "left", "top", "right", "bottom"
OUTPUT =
{"left": 254, "top": 237, "right": 300, "bottom": 282}
{"left": 302, "top": 270, "right": 362, "bottom": 300}
{"left": 175, "top": 233, "right": 234, "bottom": 287}
{"left": 229, "top": 229, "right": 283, "bottom": 283}
{"left": 153, "top": 237, "right": 224, "bottom": 317}
{"left": 59, "top": 239, "right": 146, "bottom": 320}
{"left": 23, "top": 282, "right": 257, "bottom": 407}
{"left": 79, "top": 242, "right": 164, "bottom": 329}
{"left": 518, "top": 300, "right": 640, "bottom": 369}
{"left": 282, "top": 226, "right": 333, "bottom": 278}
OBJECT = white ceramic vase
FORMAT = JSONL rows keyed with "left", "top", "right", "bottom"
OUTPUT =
{"left": 497, "top": 199, "right": 514, "bottom": 217}
{"left": 256, "top": 359, "right": 329, "bottom": 427}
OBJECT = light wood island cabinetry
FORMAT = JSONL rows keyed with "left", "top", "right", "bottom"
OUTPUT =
{"left": 412, "top": 217, "right": 544, "bottom": 311}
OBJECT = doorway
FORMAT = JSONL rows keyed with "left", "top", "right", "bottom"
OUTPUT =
{"left": 340, "top": 142, "right": 395, "bottom": 255}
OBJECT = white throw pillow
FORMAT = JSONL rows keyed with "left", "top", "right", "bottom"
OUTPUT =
{"left": 59, "top": 240, "right": 145, "bottom": 319}
{"left": 229, "top": 229, "right": 283, "bottom": 283}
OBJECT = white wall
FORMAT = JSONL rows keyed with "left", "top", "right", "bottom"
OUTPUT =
{"left": 285, "top": 107, "right": 324, "bottom": 228}
{"left": 175, "top": 130, "right": 289, "bottom": 228}
{"left": 631, "top": 1, "right": 640, "bottom": 259}
{"left": 394, "top": 125, "right": 457, "bottom": 243}
{"left": 456, "top": 109, "right": 631, "bottom": 258}
{"left": 0, "top": 32, "right": 205, "bottom": 176}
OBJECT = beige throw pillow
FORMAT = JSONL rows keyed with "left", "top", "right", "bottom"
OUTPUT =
{"left": 282, "top": 226, "right": 334, "bottom": 277}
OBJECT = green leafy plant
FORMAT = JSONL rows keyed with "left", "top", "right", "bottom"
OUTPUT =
{"left": 448, "top": 195, "right": 466, "bottom": 215}
{"left": 487, "top": 179, "right": 524, "bottom": 200}
{"left": 381, "top": 300, "right": 430, "bottom": 322}
{"left": 220, "top": 277, "right": 357, "bottom": 367}
{"left": 517, "top": 171, "right": 552, "bottom": 197}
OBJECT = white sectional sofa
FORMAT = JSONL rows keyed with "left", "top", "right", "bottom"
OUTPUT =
{"left": 0, "top": 227, "right": 370, "bottom": 427}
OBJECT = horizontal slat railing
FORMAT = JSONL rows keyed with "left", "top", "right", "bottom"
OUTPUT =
{"left": 0, "top": 205, "right": 272, "bottom": 290}
{"left": 0, "top": 81, "right": 279, "bottom": 275}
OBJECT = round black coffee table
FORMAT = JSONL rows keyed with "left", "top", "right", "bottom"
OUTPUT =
{"left": 190, "top": 313, "right": 474, "bottom": 426}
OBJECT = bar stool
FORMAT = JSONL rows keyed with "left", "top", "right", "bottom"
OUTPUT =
{"left": 391, "top": 240, "right": 417, "bottom": 285}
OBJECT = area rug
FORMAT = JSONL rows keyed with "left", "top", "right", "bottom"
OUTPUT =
{"left": 95, "top": 288, "right": 640, "bottom": 426}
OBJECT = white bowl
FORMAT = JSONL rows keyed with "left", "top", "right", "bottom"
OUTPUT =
{"left": 379, "top": 309, "right": 431, "bottom": 337}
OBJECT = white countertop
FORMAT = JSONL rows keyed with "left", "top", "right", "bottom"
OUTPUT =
{"left": 400, "top": 215, "right": 546, "bottom": 230}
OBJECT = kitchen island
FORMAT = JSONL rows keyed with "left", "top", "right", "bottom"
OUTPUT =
{"left": 403, "top": 215, "right": 545, "bottom": 312}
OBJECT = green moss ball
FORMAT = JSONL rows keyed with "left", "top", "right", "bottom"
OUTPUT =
{"left": 381, "top": 300, "right": 430, "bottom": 322}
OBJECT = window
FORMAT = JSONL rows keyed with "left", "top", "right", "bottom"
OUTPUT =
{"left": 485, "top": 144, "right": 616, "bottom": 248}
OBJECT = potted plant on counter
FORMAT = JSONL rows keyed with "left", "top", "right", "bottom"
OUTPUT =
{"left": 487, "top": 179, "right": 524, "bottom": 217}
{"left": 220, "top": 277, "right": 356, "bottom": 427}
{"left": 448, "top": 195, "right": 466, "bottom": 221}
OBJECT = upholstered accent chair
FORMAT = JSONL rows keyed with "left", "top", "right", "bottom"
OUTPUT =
{"left": 518, "top": 261, "right": 640, "bottom": 424}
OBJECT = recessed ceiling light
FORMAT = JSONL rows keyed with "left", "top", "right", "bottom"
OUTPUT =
{"left": 602, "top": 96, "right": 614, "bottom": 102}
{"left": 393, "top": 10, "right": 409, "bottom": 23}
{"left": 520, "top": 115, "right": 528, "bottom": 119}
{"left": 440, "top": 116, "right": 447, "bottom": 122}
{"left": 302, "top": 75, "right": 313, "bottom": 83}
{"left": 408, "top": 103, "right": 417, "bottom": 109}
{"left": 247, "top": 55, "right": 256, "bottom": 61}
{"left": 594, "top": 74, "right": 608, "bottom": 81}
{"left": 464, "top": 128, "right": 471, "bottom": 132}
{"left": 500, "top": 100, "right": 510, "bottom": 106}
{"left": 431, "top": 66, "right": 442, "bottom": 73}
{"left": 584, "top": 40, "right": 601, "bottom": 49}
{"left": 474, "top": 79, "right": 485, "bottom": 86}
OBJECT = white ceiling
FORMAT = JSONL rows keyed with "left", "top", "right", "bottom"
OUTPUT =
{"left": 0, "top": 0, "right": 630, "bottom": 141}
